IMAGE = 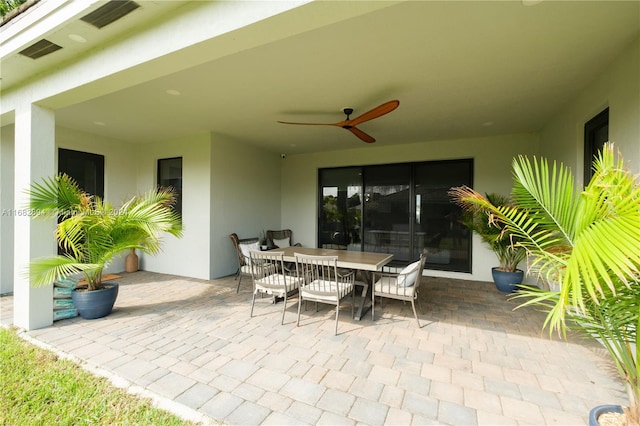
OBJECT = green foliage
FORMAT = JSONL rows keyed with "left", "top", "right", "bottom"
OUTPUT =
{"left": 28, "top": 173, "right": 183, "bottom": 290}
{"left": 450, "top": 143, "right": 640, "bottom": 418}
{"left": 0, "top": 0, "right": 27, "bottom": 17}
{"left": 0, "top": 327, "right": 195, "bottom": 425}
{"left": 451, "top": 191, "right": 527, "bottom": 272}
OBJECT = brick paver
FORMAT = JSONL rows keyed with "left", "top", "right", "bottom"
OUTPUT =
{"left": 0, "top": 272, "right": 629, "bottom": 425}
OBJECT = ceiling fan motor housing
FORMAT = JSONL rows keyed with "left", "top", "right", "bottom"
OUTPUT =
{"left": 342, "top": 108, "right": 354, "bottom": 127}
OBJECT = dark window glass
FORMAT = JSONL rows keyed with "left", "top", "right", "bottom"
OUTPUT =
{"left": 58, "top": 148, "right": 105, "bottom": 255}
{"left": 319, "top": 167, "right": 363, "bottom": 250}
{"left": 584, "top": 108, "right": 609, "bottom": 185}
{"left": 414, "top": 160, "right": 472, "bottom": 272}
{"left": 157, "top": 157, "right": 182, "bottom": 218}
{"left": 363, "top": 165, "right": 411, "bottom": 262}
{"left": 58, "top": 148, "right": 104, "bottom": 198}
{"left": 318, "top": 159, "right": 473, "bottom": 272}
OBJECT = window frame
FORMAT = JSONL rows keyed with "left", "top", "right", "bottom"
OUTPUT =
{"left": 584, "top": 107, "right": 609, "bottom": 185}
{"left": 157, "top": 157, "right": 183, "bottom": 219}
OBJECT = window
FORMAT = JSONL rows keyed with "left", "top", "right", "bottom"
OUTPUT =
{"left": 584, "top": 108, "right": 609, "bottom": 185}
{"left": 58, "top": 148, "right": 105, "bottom": 255}
{"left": 319, "top": 159, "right": 473, "bottom": 272}
{"left": 58, "top": 148, "right": 104, "bottom": 198}
{"left": 157, "top": 157, "right": 182, "bottom": 218}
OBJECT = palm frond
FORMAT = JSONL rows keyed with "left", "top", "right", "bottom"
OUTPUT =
{"left": 28, "top": 255, "right": 100, "bottom": 288}
{"left": 511, "top": 155, "right": 577, "bottom": 245}
{"left": 29, "top": 174, "right": 183, "bottom": 290}
{"left": 27, "top": 174, "right": 86, "bottom": 219}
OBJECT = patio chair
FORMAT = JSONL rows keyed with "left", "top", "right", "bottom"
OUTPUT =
{"left": 267, "top": 229, "right": 301, "bottom": 274}
{"left": 371, "top": 250, "right": 428, "bottom": 327}
{"left": 295, "top": 253, "right": 355, "bottom": 336}
{"left": 249, "top": 250, "right": 302, "bottom": 324}
{"left": 266, "top": 229, "right": 301, "bottom": 249}
{"left": 229, "top": 233, "right": 260, "bottom": 293}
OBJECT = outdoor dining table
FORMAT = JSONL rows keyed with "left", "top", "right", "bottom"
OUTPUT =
{"left": 277, "top": 246, "right": 394, "bottom": 320}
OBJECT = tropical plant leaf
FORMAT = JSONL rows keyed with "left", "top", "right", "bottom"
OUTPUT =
{"left": 27, "top": 174, "right": 183, "bottom": 289}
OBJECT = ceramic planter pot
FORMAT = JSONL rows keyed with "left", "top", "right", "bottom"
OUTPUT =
{"left": 589, "top": 404, "right": 624, "bottom": 426}
{"left": 491, "top": 267, "right": 524, "bottom": 293}
{"left": 71, "top": 282, "right": 119, "bottom": 319}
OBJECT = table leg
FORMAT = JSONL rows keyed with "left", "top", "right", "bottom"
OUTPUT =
{"left": 354, "top": 271, "right": 372, "bottom": 321}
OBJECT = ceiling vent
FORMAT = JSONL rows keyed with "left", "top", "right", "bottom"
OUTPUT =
{"left": 19, "top": 39, "right": 62, "bottom": 59}
{"left": 80, "top": 0, "right": 140, "bottom": 29}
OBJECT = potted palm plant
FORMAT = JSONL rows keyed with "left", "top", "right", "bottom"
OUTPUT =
{"left": 449, "top": 191, "right": 527, "bottom": 292}
{"left": 451, "top": 143, "right": 640, "bottom": 425}
{"left": 28, "top": 173, "right": 183, "bottom": 319}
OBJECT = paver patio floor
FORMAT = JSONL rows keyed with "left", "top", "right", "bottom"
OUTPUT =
{"left": 1, "top": 271, "right": 628, "bottom": 425}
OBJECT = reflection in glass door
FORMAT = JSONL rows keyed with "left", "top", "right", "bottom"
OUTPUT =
{"left": 363, "top": 165, "right": 411, "bottom": 262}
{"left": 414, "top": 161, "right": 472, "bottom": 272}
{"left": 318, "top": 159, "right": 473, "bottom": 272}
{"left": 318, "top": 168, "right": 363, "bottom": 250}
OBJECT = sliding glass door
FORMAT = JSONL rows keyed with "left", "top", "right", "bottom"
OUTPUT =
{"left": 362, "top": 164, "right": 411, "bottom": 262}
{"left": 318, "top": 159, "right": 472, "bottom": 272}
{"left": 319, "top": 168, "right": 363, "bottom": 250}
{"left": 413, "top": 160, "right": 472, "bottom": 271}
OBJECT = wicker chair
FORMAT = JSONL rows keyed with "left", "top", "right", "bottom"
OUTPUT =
{"left": 371, "top": 250, "right": 428, "bottom": 327}
{"left": 266, "top": 229, "right": 301, "bottom": 249}
{"left": 229, "top": 233, "right": 260, "bottom": 293}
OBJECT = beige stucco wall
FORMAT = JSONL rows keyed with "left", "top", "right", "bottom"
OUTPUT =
{"left": 22, "top": 127, "right": 283, "bottom": 282}
{"left": 540, "top": 35, "right": 640, "bottom": 181}
{"left": 209, "top": 134, "right": 283, "bottom": 279}
{"left": 280, "top": 133, "right": 540, "bottom": 283}
{"left": 0, "top": 125, "right": 15, "bottom": 294}
{"left": 133, "top": 133, "right": 212, "bottom": 280}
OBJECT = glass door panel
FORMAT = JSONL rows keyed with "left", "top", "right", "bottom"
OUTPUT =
{"left": 318, "top": 168, "right": 362, "bottom": 250}
{"left": 414, "top": 160, "right": 472, "bottom": 272}
{"left": 363, "top": 165, "right": 411, "bottom": 262}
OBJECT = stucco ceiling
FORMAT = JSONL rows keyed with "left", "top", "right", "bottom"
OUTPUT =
{"left": 6, "top": 1, "right": 640, "bottom": 154}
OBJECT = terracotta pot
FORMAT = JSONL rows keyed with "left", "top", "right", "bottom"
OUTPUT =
{"left": 125, "top": 248, "right": 139, "bottom": 272}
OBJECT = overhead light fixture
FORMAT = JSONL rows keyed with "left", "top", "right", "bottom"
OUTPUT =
{"left": 166, "top": 89, "right": 181, "bottom": 96}
{"left": 68, "top": 34, "right": 87, "bottom": 43}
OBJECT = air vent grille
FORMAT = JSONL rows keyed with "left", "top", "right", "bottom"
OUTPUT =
{"left": 80, "top": 0, "right": 140, "bottom": 29}
{"left": 19, "top": 39, "right": 62, "bottom": 59}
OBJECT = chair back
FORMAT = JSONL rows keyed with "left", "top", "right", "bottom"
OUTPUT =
{"left": 295, "top": 253, "right": 354, "bottom": 298}
{"left": 413, "top": 250, "right": 428, "bottom": 290}
{"left": 267, "top": 229, "right": 293, "bottom": 248}
{"left": 249, "top": 250, "right": 295, "bottom": 291}
{"left": 229, "top": 233, "right": 259, "bottom": 267}
{"left": 380, "top": 250, "right": 427, "bottom": 297}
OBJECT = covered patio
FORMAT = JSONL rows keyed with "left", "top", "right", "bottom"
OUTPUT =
{"left": 1, "top": 272, "right": 627, "bottom": 425}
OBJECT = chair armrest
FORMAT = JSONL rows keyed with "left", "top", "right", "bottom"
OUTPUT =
{"left": 337, "top": 269, "right": 355, "bottom": 285}
{"left": 373, "top": 271, "right": 400, "bottom": 280}
{"left": 337, "top": 268, "right": 355, "bottom": 279}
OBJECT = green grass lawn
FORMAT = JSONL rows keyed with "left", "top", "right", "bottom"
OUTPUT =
{"left": 0, "top": 326, "right": 199, "bottom": 425}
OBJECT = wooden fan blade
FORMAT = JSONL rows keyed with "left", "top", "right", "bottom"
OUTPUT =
{"left": 277, "top": 121, "right": 339, "bottom": 126}
{"left": 349, "top": 100, "right": 399, "bottom": 126}
{"left": 348, "top": 126, "right": 376, "bottom": 143}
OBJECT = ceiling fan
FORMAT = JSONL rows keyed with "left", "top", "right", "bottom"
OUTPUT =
{"left": 277, "top": 99, "right": 400, "bottom": 143}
